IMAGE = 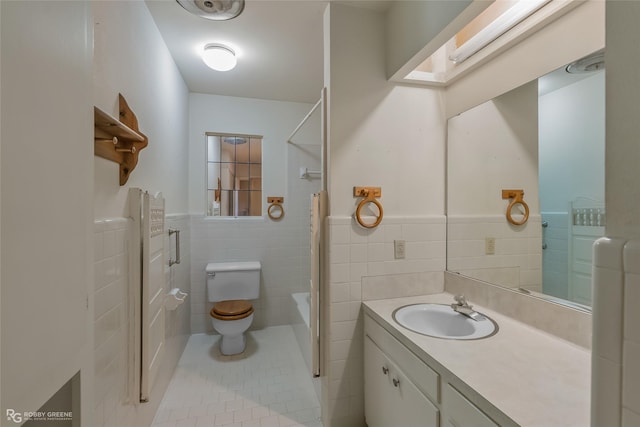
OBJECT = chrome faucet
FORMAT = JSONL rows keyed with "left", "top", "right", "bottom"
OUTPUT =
{"left": 451, "top": 295, "right": 485, "bottom": 321}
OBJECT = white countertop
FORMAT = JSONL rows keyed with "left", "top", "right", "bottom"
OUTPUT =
{"left": 363, "top": 293, "right": 591, "bottom": 427}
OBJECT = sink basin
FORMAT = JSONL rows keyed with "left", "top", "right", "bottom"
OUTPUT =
{"left": 393, "top": 303, "right": 498, "bottom": 340}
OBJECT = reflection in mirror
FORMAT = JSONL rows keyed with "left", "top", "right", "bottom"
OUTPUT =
{"left": 206, "top": 133, "right": 263, "bottom": 217}
{"left": 446, "top": 50, "right": 604, "bottom": 309}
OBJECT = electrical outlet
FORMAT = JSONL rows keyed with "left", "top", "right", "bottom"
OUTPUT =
{"left": 394, "top": 240, "right": 406, "bottom": 259}
{"left": 485, "top": 237, "right": 496, "bottom": 255}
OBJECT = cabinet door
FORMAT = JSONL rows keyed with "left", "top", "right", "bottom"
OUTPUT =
{"left": 390, "top": 359, "right": 440, "bottom": 427}
{"left": 442, "top": 384, "right": 498, "bottom": 427}
{"left": 365, "top": 336, "right": 398, "bottom": 427}
{"left": 365, "top": 337, "right": 439, "bottom": 427}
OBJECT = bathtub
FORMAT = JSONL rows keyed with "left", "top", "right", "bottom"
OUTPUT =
{"left": 290, "top": 291, "right": 321, "bottom": 401}
{"left": 292, "top": 291, "right": 311, "bottom": 328}
{"left": 291, "top": 292, "right": 312, "bottom": 373}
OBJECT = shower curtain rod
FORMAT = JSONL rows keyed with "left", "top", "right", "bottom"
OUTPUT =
{"left": 287, "top": 97, "right": 322, "bottom": 144}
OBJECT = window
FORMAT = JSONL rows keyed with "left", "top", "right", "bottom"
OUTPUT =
{"left": 206, "top": 133, "right": 262, "bottom": 217}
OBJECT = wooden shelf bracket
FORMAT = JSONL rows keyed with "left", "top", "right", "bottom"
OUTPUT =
{"left": 94, "top": 94, "right": 148, "bottom": 185}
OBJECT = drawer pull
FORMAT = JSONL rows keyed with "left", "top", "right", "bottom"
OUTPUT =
{"left": 382, "top": 366, "right": 389, "bottom": 375}
{"left": 393, "top": 378, "right": 400, "bottom": 387}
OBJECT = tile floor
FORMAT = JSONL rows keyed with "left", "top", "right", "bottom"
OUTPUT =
{"left": 152, "top": 326, "right": 322, "bottom": 427}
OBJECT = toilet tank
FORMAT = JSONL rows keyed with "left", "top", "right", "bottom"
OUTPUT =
{"left": 206, "top": 261, "right": 261, "bottom": 302}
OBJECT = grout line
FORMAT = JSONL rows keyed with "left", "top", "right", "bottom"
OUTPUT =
{"left": 151, "top": 326, "right": 322, "bottom": 427}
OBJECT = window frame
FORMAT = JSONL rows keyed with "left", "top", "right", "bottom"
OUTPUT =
{"left": 205, "top": 132, "right": 264, "bottom": 218}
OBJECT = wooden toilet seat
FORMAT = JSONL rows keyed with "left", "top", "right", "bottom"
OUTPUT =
{"left": 210, "top": 300, "right": 254, "bottom": 321}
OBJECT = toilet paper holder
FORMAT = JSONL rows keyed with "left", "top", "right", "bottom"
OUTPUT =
{"left": 165, "top": 288, "right": 188, "bottom": 311}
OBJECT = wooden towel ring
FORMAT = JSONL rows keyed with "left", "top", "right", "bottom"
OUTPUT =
{"left": 267, "top": 196, "right": 284, "bottom": 220}
{"left": 354, "top": 187, "right": 383, "bottom": 229}
{"left": 502, "top": 189, "right": 529, "bottom": 226}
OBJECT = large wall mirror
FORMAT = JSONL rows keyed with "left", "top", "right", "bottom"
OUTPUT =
{"left": 447, "top": 49, "right": 604, "bottom": 309}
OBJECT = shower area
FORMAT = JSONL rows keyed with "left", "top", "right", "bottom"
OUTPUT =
{"left": 286, "top": 89, "right": 326, "bottom": 394}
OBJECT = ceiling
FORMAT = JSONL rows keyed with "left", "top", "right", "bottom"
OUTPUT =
{"left": 146, "top": 1, "right": 601, "bottom": 105}
{"left": 538, "top": 49, "right": 605, "bottom": 97}
{"left": 145, "top": 0, "right": 328, "bottom": 104}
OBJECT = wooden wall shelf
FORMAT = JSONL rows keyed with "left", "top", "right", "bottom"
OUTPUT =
{"left": 94, "top": 94, "right": 148, "bottom": 185}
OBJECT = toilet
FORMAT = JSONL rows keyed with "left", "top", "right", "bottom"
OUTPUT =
{"left": 206, "top": 261, "right": 261, "bottom": 355}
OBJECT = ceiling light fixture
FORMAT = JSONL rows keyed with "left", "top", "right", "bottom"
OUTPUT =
{"left": 449, "top": 0, "right": 551, "bottom": 64}
{"left": 202, "top": 44, "right": 237, "bottom": 71}
{"left": 223, "top": 137, "right": 247, "bottom": 145}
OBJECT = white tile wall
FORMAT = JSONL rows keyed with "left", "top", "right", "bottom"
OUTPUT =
{"left": 191, "top": 217, "right": 299, "bottom": 333}
{"left": 93, "top": 216, "right": 190, "bottom": 427}
{"left": 591, "top": 237, "right": 640, "bottom": 425}
{"left": 323, "top": 215, "right": 446, "bottom": 427}
{"left": 165, "top": 215, "right": 192, "bottom": 342}
{"left": 190, "top": 213, "right": 312, "bottom": 334}
{"left": 94, "top": 219, "right": 130, "bottom": 427}
{"left": 447, "top": 214, "right": 542, "bottom": 290}
{"left": 541, "top": 212, "right": 569, "bottom": 298}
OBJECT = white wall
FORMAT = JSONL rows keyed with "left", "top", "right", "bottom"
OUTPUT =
{"left": 1, "top": 1, "right": 93, "bottom": 424}
{"left": 385, "top": 0, "right": 476, "bottom": 78}
{"left": 323, "top": 4, "right": 447, "bottom": 426}
{"left": 189, "top": 93, "right": 317, "bottom": 214}
{"left": 188, "top": 93, "right": 321, "bottom": 333}
{"left": 93, "top": 1, "right": 189, "bottom": 217}
{"left": 327, "top": 7, "right": 445, "bottom": 217}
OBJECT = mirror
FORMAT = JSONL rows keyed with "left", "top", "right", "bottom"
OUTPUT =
{"left": 446, "top": 50, "right": 605, "bottom": 309}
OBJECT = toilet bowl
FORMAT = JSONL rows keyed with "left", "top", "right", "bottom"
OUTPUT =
{"left": 206, "top": 262, "right": 261, "bottom": 355}
{"left": 210, "top": 300, "right": 255, "bottom": 355}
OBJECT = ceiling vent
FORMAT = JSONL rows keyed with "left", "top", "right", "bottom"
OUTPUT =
{"left": 176, "top": 0, "right": 245, "bottom": 21}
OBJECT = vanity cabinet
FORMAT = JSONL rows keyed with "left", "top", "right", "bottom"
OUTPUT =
{"left": 364, "top": 313, "right": 503, "bottom": 427}
{"left": 364, "top": 336, "right": 439, "bottom": 427}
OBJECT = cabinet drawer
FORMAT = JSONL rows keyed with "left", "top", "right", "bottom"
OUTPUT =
{"left": 365, "top": 314, "right": 440, "bottom": 404}
{"left": 443, "top": 383, "right": 499, "bottom": 427}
